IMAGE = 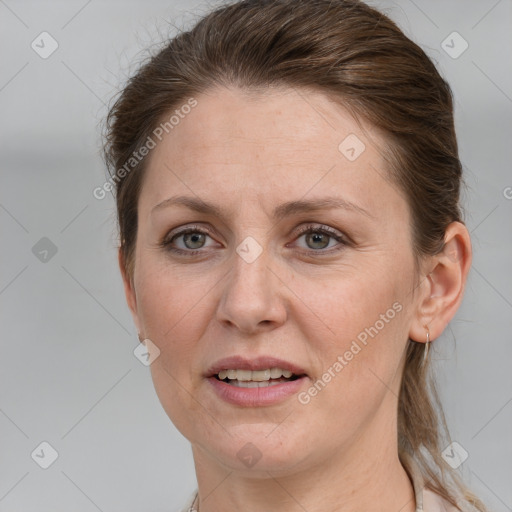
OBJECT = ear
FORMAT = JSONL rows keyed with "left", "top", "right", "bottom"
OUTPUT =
{"left": 409, "top": 221, "right": 472, "bottom": 342}
{"left": 118, "top": 247, "right": 143, "bottom": 336}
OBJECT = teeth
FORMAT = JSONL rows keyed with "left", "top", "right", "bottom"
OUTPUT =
{"left": 217, "top": 368, "right": 295, "bottom": 381}
{"left": 229, "top": 380, "right": 283, "bottom": 388}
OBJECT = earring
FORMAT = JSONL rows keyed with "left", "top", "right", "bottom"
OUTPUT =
{"left": 423, "top": 327, "right": 430, "bottom": 365}
{"left": 137, "top": 332, "right": 144, "bottom": 343}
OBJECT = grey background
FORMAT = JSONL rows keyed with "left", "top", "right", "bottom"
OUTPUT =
{"left": 1, "top": 0, "right": 511, "bottom": 510}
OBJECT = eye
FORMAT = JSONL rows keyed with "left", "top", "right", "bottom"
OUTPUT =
{"left": 292, "top": 224, "right": 348, "bottom": 253}
{"left": 162, "top": 226, "right": 219, "bottom": 254}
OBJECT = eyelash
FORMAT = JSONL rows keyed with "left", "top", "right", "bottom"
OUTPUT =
{"left": 292, "top": 224, "right": 348, "bottom": 255}
{"left": 161, "top": 223, "right": 349, "bottom": 257}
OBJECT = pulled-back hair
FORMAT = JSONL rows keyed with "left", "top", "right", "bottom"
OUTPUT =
{"left": 103, "top": 1, "right": 486, "bottom": 510}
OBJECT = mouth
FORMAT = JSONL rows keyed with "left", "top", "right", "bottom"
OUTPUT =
{"left": 205, "top": 355, "right": 308, "bottom": 406}
{"left": 214, "top": 368, "right": 305, "bottom": 388}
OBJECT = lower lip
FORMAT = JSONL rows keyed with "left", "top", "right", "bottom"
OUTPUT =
{"left": 207, "top": 376, "right": 308, "bottom": 407}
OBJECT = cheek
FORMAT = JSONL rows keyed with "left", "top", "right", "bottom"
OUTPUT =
{"left": 137, "top": 265, "right": 217, "bottom": 436}
{"left": 292, "top": 260, "right": 406, "bottom": 345}
{"left": 134, "top": 262, "right": 217, "bottom": 397}
{"left": 292, "top": 262, "right": 410, "bottom": 401}
{"left": 135, "top": 259, "right": 217, "bottom": 340}
{"left": 294, "top": 298, "right": 406, "bottom": 446}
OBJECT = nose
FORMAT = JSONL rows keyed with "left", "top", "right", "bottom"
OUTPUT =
{"left": 216, "top": 247, "right": 288, "bottom": 334}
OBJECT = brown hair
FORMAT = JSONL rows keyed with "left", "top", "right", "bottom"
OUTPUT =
{"left": 103, "top": 1, "right": 486, "bottom": 509}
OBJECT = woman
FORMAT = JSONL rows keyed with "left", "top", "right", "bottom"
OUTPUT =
{"left": 103, "top": 1, "right": 489, "bottom": 511}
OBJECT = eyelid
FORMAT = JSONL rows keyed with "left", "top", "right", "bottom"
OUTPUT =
{"left": 164, "top": 223, "right": 221, "bottom": 244}
{"left": 293, "top": 223, "right": 345, "bottom": 239}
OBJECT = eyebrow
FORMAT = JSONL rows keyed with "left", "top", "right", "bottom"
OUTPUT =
{"left": 151, "top": 195, "right": 374, "bottom": 220}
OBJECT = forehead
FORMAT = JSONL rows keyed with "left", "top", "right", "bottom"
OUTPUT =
{"left": 139, "top": 86, "right": 406, "bottom": 222}
{"left": 153, "top": 86, "right": 371, "bottom": 163}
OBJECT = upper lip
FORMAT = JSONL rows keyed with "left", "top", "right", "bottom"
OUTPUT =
{"left": 206, "top": 355, "right": 307, "bottom": 377}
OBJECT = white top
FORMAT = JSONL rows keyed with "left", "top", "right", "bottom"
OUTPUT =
{"left": 178, "top": 453, "right": 460, "bottom": 512}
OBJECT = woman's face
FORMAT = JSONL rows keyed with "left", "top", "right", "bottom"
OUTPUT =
{"left": 124, "top": 86, "right": 424, "bottom": 475}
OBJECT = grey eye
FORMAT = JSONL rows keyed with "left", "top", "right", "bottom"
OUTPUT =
{"left": 182, "top": 232, "right": 207, "bottom": 249}
{"left": 305, "top": 232, "right": 330, "bottom": 250}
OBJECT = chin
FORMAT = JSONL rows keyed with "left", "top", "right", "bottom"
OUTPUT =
{"left": 202, "top": 423, "right": 316, "bottom": 475}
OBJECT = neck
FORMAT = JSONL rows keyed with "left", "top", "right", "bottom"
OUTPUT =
{"left": 190, "top": 424, "right": 415, "bottom": 512}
